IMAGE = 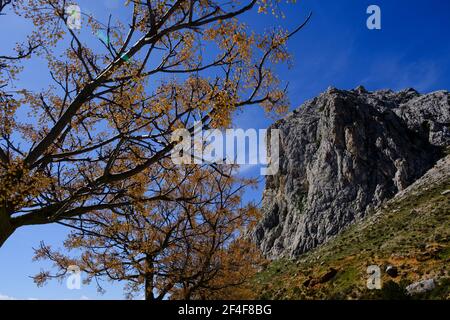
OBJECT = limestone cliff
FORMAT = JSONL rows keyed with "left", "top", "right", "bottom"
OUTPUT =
{"left": 254, "top": 87, "right": 450, "bottom": 258}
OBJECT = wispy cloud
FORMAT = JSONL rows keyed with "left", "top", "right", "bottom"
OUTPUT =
{"left": 361, "top": 57, "right": 441, "bottom": 92}
{"left": 0, "top": 293, "right": 39, "bottom": 300}
{"left": 0, "top": 293, "right": 90, "bottom": 300}
{"left": 0, "top": 293, "right": 15, "bottom": 300}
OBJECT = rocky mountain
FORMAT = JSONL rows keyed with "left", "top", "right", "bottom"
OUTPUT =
{"left": 252, "top": 154, "right": 450, "bottom": 299}
{"left": 254, "top": 86, "right": 450, "bottom": 258}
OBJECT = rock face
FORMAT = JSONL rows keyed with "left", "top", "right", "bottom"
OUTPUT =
{"left": 406, "top": 279, "right": 436, "bottom": 296}
{"left": 254, "top": 87, "right": 450, "bottom": 258}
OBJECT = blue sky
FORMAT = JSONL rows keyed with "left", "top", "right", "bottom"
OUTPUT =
{"left": 0, "top": 0, "right": 449, "bottom": 300}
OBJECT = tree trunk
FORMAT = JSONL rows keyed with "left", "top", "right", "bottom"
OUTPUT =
{"left": 0, "top": 205, "right": 14, "bottom": 248}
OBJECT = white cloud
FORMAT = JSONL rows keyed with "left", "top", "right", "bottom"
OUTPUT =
{"left": 0, "top": 293, "right": 40, "bottom": 300}
{"left": 0, "top": 293, "right": 15, "bottom": 300}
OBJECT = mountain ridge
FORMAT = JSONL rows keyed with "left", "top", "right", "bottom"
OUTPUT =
{"left": 254, "top": 86, "right": 450, "bottom": 258}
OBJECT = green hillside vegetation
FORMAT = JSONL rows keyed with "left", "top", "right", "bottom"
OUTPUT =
{"left": 252, "top": 173, "right": 450, "bottom": 300}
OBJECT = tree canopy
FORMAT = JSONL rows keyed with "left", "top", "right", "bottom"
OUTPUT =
{"left": 0, "top": 0, "right": 309, "bottom": 299}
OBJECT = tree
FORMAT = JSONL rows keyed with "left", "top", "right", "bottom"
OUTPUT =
{"left": 0, "top": 1, "right": 12, "bottom": 14}
{"left": 1, "top": 0, "right": 311, "bottom": 245}
{"left": 33, "top": 165, "right": 264, "bottom": 299}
